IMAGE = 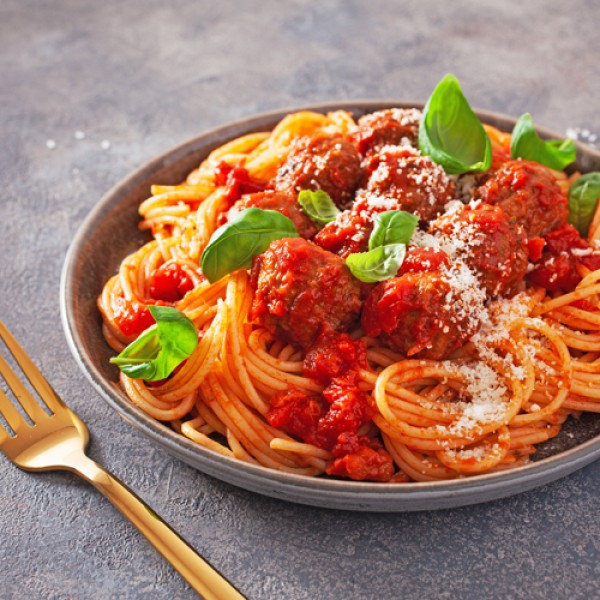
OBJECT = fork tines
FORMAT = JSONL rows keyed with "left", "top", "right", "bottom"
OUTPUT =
{"left": 0, "top": 321, "right": 64, "bottom": 428}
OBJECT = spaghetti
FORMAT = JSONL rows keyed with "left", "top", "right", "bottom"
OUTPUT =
{"left": 98, "top": 106, "right": 600, "bottom": 482}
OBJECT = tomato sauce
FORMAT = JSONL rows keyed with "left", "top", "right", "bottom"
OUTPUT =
{"left": 303, "top": 328, "right": 366, "bottom": 385}
{"left": 266, "top": 389, "right": 326, "bottom": 447}
{"left": 265, "top": 326, "right": 395, "bottom": 480}
{"left": 528, "top": 224, "right": 600, "bottom": 292}
{"left": 113, "top": 297, "right": 156, "bottom": 337}
{"left": 266, "top": 376, "right": 378, "bottom": 453}
{"left": 313, "top": 209, "right": 372, "bottom": 258}
{"left": 527, "top": 237, "right": 545, "bottom": 262}
{"left": 398, "top": 246, "right": 449, "bottom": 274}
{"left": 114, "top": 262, "right": 196, "bottom": 336}
{"left": 214, "top": 161, "right": 266, "bottom": 206}
{"left": 316, "top": 373, "right": 376, "bottom": 449}
{"left": 327, "top": 437, "right": 394, "bottom": 482}
{"left": 150, "top": 263, "right": 194, "bottom": 302}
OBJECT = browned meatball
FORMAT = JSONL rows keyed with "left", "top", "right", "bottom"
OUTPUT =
{"left": 362, "top": 147, "right": 455, "bottom": 223}
{"left": 361, "top": 271, "right": 476, "bottom": 360}
{"left": 251, "top": 237, "right": 363, "bottom": 349}
{"left": 273, "top": 134, "right": 363, "bottom": 208}
{"left": 473, "top": 160, "right": 568, "bottom": 238}
{"left": 227, "top": 190, "right": 318, "bottom": 239}
{"left": 351, "top": 108, "right": 422, "bottom": 156}
{"left": 430, "top": 202, "right": 529, "bottom": 297}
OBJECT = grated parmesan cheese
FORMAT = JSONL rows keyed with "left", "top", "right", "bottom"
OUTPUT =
{"left": 364, "top": 145, "right": 453, "bottom": 211}
{"left": 356, "top": 190, "right": 404, "bottom": 219}
{"left": 444, "top": 442, "right": 500, "bottom": 461}
{"left": 442, "top": 361, "right": 509, "bottom": 437}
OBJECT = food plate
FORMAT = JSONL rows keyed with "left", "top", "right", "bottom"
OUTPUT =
{"left": 60, "top": 102, "right": 600, "bottom": 511}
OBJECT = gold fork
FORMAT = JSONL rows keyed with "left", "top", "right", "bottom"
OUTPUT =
{"left": 0, "top": 320, "right": 246, "bottom": 600}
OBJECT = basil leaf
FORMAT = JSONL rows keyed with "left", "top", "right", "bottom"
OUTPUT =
{"left": 510, "top": 113, "right": 576, "bottom": 170}
{"left": 110, "top": 305, "right": 198, "bottom": 381}
{"left": 298, "top": 189, "right": 341, "bottom": 223}
{"left": 419, "top": 74, "right": 492, "bottom": 174}
{"left": 201, "top": 208, "right": 299, "bottom": 283}
{"left": 369, "top": 210, "right": 419, "bottom": 250}
{"left": 347, "top": 211, "right": 415, "bottom": 282}
{"left": 568, "top": 172, "right": 600, "bottom": 236}
{"left": 346, "top": 243, "right": 407, "bottom": 283}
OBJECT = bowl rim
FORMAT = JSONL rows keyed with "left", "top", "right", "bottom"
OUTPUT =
{"left": 60, "top": 100, "right": 600, "bottom": 511}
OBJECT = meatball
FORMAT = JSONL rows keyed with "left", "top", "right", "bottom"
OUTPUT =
{"left": 274, "top": 134, "right": 363, "bottom": 208}
{"left": 227, "top": 190, "right": 317, "bottom": 239}
{"left": 473, "top": 160, "right": 568, "bottom": 238}
{"left": 351, "top": 108, "right": 422, "bottom": 157}
{"left": 363, "top": 147, "right": 455, "bottom": 223}
{"left": 251, "top": 237, "right": 363, "bottom": 349}
{"left": 313, "top": 209, "right": 372, "bottom": 258}
{"left": 361, "top": 271, "right": 476, "bottom": 360}
{"left": 430, "top": 202, "right": 528, "bottom": 297}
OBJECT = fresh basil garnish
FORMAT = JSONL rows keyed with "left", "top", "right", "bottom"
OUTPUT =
{"left": 201, "top": 208, "right": 299, "bottom": 283}
{"left": 346, "top": 244, "right": 407, "bottom": 283}
{"left": 510, "top": 113, "right": 576, "bottom": 170}
{"left": 419, "top": 74, "right": 492, "bottom": 174}
{"left": 568, "top": 172, "right": 600, "bottom": 236}
{"left": 298, "top": 189, "right": 341, "bottom": 224}
{"left": 369, "top": 210, "right": 419, "bottom": 250}
{"left": 346, "top": 210, "right": 417, "bottom": 283}
{"left": 110, "top": 305, "right": 198, "bottom": 381}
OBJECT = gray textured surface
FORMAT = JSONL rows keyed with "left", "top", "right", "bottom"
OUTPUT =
{"left": 1, "top": 1, "right": 600, "bottom": 598}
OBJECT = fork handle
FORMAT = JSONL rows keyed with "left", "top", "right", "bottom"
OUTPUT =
{"left": 71, "top": 454, "right": 246, "bottom": 600}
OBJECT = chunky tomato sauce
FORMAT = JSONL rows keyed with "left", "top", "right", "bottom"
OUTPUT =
{"left": 266, "top": 376, "right": 376, "bottom": 451}
{"left": 113, "top": 297, "right": 156, "bottom": 337}
{"left": 528, "top": 224, "right": 600, "bottom": 292}
{"left": 214, "top": 160, "right": 266, "bottom": 206}
{"left": 303, "top": 328, "right": 366, "bottom": 385}
{"left": 327, "top": 433, "right": 395, "bottom": 482}
{"left": 398, "top": 246, "right": 449, "bottom": 275}
{"left": 150, "top": 263, "right": 194, "bottom": 302}
{"left": 114, "top": 264, "right": 196, "bottom": 337}
{"left": 266, "top": 330, "right": 389, "bottom": 479}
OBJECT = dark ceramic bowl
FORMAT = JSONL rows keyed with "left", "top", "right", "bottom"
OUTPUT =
{"left": 60, "top": 102, "right": 600, "bottom": 511}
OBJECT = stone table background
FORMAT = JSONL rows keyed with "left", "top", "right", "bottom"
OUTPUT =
{"left": 1, "top": 1, "right": 600, "bottom": 598}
